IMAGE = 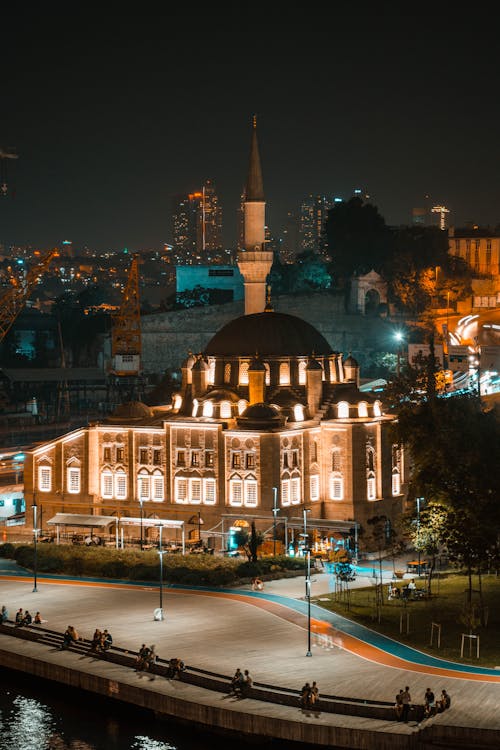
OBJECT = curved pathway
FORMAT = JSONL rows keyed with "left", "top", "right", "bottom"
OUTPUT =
{"left": 2, "top": 562, "right": 499, "bottom": 684}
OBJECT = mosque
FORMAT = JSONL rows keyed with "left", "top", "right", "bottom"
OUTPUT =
{"left": 25, "top": 121, "right": 408, "bottom": 554}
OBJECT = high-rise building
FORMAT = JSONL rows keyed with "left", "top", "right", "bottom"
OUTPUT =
{"left": 171, "top": 180, "right": 223, "bottom": 264}
{"left": 300, "top": 195, "right": 333, "bottom": 254}
{"left": 280, "top": 212, "right": 301, "bottom": 263}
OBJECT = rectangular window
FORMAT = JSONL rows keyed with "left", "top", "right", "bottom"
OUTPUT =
{"left": 191, "top": 451, "right": 200, "bottom": 467}
{"left": 103, "top": 447, "right": 111, "bottom": 462}
{"left": 245, "top": 452, "right": 255, "bottom": 470}
{"left": 291, "top": 477, "right": 301, "bottom": 504}
{"left": 38, "top": 466, "right": 52, "bottom": 492}
{"left": 310, "top": 475, "right": 319, "bottom": 501}
{"left": 101, "top": 472, "right": 113, "bottom": 498}
{"left": 281, "top": 479, "right": 290, "bottom": 506}
{"left": 245, "top": 480, "right": 258, "bottom": 507}
{"left": 231, "top": 452, "right": 241, "bottom": 469}
{"left": 229, "top": 479, "right": 243, "bottom": 506}
{"left": 138, "top": 475, "right": 150, "bottom": 500}
{"left": 175, "top": 477, "right": 188, "bottom": 503}
{"left": 176, "top": 450, "right": 186, "bottom": 467}
{"left": 115, "top": 472, "right": 127, "bottom": 500}
{"left": 291, "top": 451, "right": 299, "bottom": 468}
{"left": 205, "top": 450, "right": 214, "bottom": 468}
{"left": 392, "top": 472, "right": 401, "bottom": 496}
{"left": 190, "top": 478, "right": 202, "bottom": 504}
{"left": 204, "top": 478, "right": 216, "bottom": 505}
{"left": 330, "top": 475, "right": 343, "bottom": 500}
{"left": 152, "top": 475, "right": 164, "bottom": 501}
{"left": 283, "top": 452, "right": 289, "bottom": 469}
{"left": 367, "top": 475, "right": 376, "bottom": 500}
{"left": 67, "top": 467, "right": 80, "bottom": 494}
{"left": 139, "top": 448, "right": 149, "bottom": 464}
{"left": 153, "top": 449, "right": 162, "bottom": 466}
{"left": 116, "top": 446, "right": 124, "bottom": 462}
{"left": 310, "top": 441, "right": 318, "bottom": 463}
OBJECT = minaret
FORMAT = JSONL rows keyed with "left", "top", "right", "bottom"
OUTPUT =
{"left": 237, "top": 116, "right": 273, "bottom": 315}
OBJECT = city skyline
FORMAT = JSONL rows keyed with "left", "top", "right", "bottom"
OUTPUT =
{"left": 2, "top": 12, "right": 500, "bottom": 252}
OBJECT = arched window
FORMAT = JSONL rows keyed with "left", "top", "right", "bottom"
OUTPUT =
{"left": 202, "top": 400, "right": 213, "bottom": 417}
{"left": 239, "top": 361, "right": 249, "bottom": 385}
{"left": 115, "top": 469, "right": 127, "bottom": 500}
{"left": 264, "top": 362, "right": 270, "bottom": 385}
{"left": 67, "top": 466, "right": 81, "bottom": 494}
{"left": 220, "top": 400, "right": 232, "bottom": 418}
{"left": 332, "top": 448, "right": 342, "bottom": 472}
{"left": 373, "top": 400, "right": 382, "bottom": 417}
{"left": 279, "top": 362, "right": 290, "bottom": 385}
{"left": 137, "top": 470, "right": 150, "bottom": 501}
{"left": 224, "top": 363, "right": 231, "bottom": 384}
{"left": 330, "top": 448, "right": 343, "bottom": 500}
{"left": 358, "top": 401, "right": 368, "bottom": 418}
{"left": 192, "top": 399, "right": 199, "bottom": 417}
{"left": 298, "top": 361, "right": 307, "bottom": 385}
{"left": 366, "top": 445, "right": 376, "bottom": 500}
{"left": 207, "top": 359, "right": 215, "bottom": 385}
{"left": 392, "top": 444, "right": 402, "bottom": 496}
{"left": 237, "top": 399, "right": 247, "bottom": 415}
{"left": 310, "top": 474, "right": 320, "bottom": 501}
{"left": 152, "top": 470, "right": 164, "bottom": 502}
{"left": 294, "top": 404, "right": 305, "bottom": 421}
{"left": 38, "top": 463, "right": 52, "bottom": 492}
{"left": 338, "top": 401, "right": 349, "bottom": 418}
{"left": 173, "top": 393, "right": 182, "bottom": 410}
{"left": 101, "top": 470, "right": 113, "bottom": 499}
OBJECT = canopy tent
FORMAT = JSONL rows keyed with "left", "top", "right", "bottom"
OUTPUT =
{"left": 47, "top": 513, "right": 185, "bottom": 551}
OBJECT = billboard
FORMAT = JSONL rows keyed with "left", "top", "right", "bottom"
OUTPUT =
{"left": 407, "top": 343, "right": 444, "bottom": 368}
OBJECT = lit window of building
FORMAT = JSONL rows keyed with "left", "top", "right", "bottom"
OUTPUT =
{"left": 245, "top": 452, "right": 255, "bottom": 470}
{"left": 391, "top": 444, "right": 402, "bottom": 496}
{"left": 224, "top": 363, "right": 231, "bottom": 383}
{"left": 101, "top": 470, "right": 113, "bottom": 498}
{"left": 338, "top": 401, "right": 349, "bottom": 418}
{"left": 192, "top": 399, "right": 199, "bottom": 417}
{"left": 220, "top": 401, "right": 231, "bottom": 418}
{"left": 138, "top": 471, "right": 150, "bottom": 501}
{"left": 290, "top": 477, "right": 301, "bottom": 504}
{"left": 310, "top": 474, "right": 319, "bottom": 501}
{"left": 152, "top": 471, "right": 164, "bottom": 501}
{"left": 67, "top": 467, "right": 80, "bottom": 494}
{"left": 245, "top": 479, "right": 258, "bottom": 506}
{"left": 204, "top": 478, "right": 216, "bottom": 504}
{"left": 239, "top": 361, "right": 249, "bottom": 385}
{"left": 190, "top": 478, "right": 202, "bottom": 504}
{"left": 205, "top": 450, "right": 214, "bottom": 467}
{"left": 115, "top": 470, "right": 127, "bottom": 500}
{"left": 116, "top": 445, "right": 125, "bottom": 462}
{"left": 279, "top": 362, "right": 290, "bottom": 385}
{"left": 281, "top": 478, "right": 290, "bottom": 506}
{"left": 38, "top": 465, "right": 52, "bottom": 492}
{"left": 203, "top": 400, "right": 213, "bottom": 417}
{"left": 329, "top": 474, "right": 343, "bottom": 500}
{"left": 139, "top": 447, "right": 148, "bottom": 464}
{"left": 173, "top": 394, "right": 182, "bottom": 410}
{"left": 373, "top": 401, "right": 382, "bottom": 417}
{"left": 238, "top": 400, "right": 247, "bottom": 415}
{"left": 298, "top": 361, "right": 307, "bottom": 385}
{"left": 191, "top": 451, "right": 200, "bottom": 467}
{"left": 358, "top": 401, "right": 368, "bottom": 418}
{"left": 229, "top": 478, "right": 243, "bottom": 506}
{"left": 294, "top": 404, "right": 305, "bottom": 421}
{"left": 175, "top": 477, "right": 188, "bottom": 503}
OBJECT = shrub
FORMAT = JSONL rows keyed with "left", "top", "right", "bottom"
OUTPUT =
{"left": 0, "top": 543, "right": 15, "bottom": 559}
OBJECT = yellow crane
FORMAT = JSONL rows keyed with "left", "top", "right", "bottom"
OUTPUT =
{"left": 0, "top": 248, "right": 59, "bottom": 344}
{"left": 110, "top": 253, "right": 142, "bottom": 377}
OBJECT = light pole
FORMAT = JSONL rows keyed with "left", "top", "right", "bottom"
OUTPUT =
{"left": 156, "top": 524, "right": 165, "bottom": 621}
{"left": 301, "top": 507, "right": 312, "bottom": 657}
{"left": 32, "top": 500, "right": 39, "bottom": 593}
{"left": 139, "top": 497, "right": 144, "bottom": 551}
{"left": 272, "top": 487, "right": 278, "bottom": 556}
{"left": 197, "top": 510, "right": 202, "bottom": 545}
{"left": 394, "top": 331, "right": 404, "bottom": 377}
{"left": 416, "top": 497, "right": 423, "bottom": 576}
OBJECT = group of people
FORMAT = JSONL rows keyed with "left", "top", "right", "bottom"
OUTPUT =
{"left": 394, "top": 686, "right": 451, "bottom": 722}
{"left": 13, "top": 608, "right": 42, "bottom": 627}
{"left": 230, "top": 667, "right": 253, "bottom": 697}
{"left": 135, "top": 643, "right": 157, "bottom": 671}
{"left": 299, "top": 681, "right": 319, "bottom": 709}
{"left": 89, "top": 628, "right": 113, "bottom": 653}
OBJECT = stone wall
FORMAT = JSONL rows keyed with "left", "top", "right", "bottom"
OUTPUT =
{"left": 141, "top": 292, "right": 396, "bottom": 376}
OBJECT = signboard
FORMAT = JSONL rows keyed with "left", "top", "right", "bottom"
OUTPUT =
{"left": 407, "top": 344, "right": 444, "bottom": 368}
{"left": 448, "top": 345, "right": 470, "bottom": 373}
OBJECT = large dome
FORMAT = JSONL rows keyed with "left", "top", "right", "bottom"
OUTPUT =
{"left": 204, "top": 312, "right": 333, "bottom": 357}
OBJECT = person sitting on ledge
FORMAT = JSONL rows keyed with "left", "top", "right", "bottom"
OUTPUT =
{"left": 34, "top": 612, "right": 42, "bottom": 625}
{"left": 15, "top": 608, "right": 24, "bottom": 626}
{"left": 1, "top": 605, "right": 9, "bottom": 623}
{"left": 168, "top": 657, "right": 185, "bottom": 679}
{"left": 22, "top": 610, "right": 32, "bottom": 626}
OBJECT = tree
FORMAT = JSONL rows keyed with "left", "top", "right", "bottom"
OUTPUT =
{"left": 324, "top": 197, "right": 393, "bottom": 284}
{"left": 233, "top": 522, "right": 264, "bottom": 563}
{"left": 400, "top": 501, "right": 448, "bottom": 595}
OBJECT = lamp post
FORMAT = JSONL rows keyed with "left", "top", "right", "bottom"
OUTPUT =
{"left": 197, "top": 510, "right": 202, "bottom": 545}
{"left": 139, "top": 497, "right": 144, "bottom": 551}
{"left": 394, "top": 331, "right": 404, "bottom": 377}
{"left": 156, "top": 523, "right": 165, "bottom": 621}
{"left": 416, "top": 497, "right": 423, "bottom": 576}
{"left": 32, "top": 500, "right": 39, "bottom": 593}
{"left": 272, "top": 487, "right": 278, "bottom": 556}
{"left": 301, "top": 507, "right": 312, "bottom": 657}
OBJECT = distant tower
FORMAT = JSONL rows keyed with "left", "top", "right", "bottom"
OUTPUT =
{"left": 201, "top": 179, "right": 223, "bottom": 259}
{"left": 300, "top": 194, "right": 333, "bottom": 253}
{"left": 431, "top": 205, "right": 450, "bottom": 231}
{"left": 237, "top": 117, "right": 273, "bottom": 315}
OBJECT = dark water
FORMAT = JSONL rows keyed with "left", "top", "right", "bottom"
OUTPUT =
{"left": 0, "top": 669, "right": 319, "bottom": 750}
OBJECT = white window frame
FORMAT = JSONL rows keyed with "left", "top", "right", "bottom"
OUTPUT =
{"left": 338, "top": 401, "right": 349, "bottom": 418}
{"left": 220, "top": 400, "right": 231, "bottom": 418}
{"left": 174, "top": 476, "right": 188, "bottom": 503}
{"left": 330, "top": 473, "right": 343, "bottom": 500}
{"left": 115, "top": 470, "right": 127, "bottom": 500}
{"left": 310, "top": 474, "right": 320, "bottom": 501}
{"left": 290, "top": 477, "right": 301, "bottom": 505}
{"left": 244, "top": 479, "right": 258, "bottom": 507}
{"left": 279, "top": 362, "right": 290, "bottom": 385}
{"left": 38, "top": 465, "right": 52, "bottom": 492}
{"left": 67, "top": 467, "right": 81, "bottom": 495}
{"left": 189, "top": 477, "right": 202, "bottom": 504}
{"left": 101, "top": 470, "right": 113, "bottom": 499}
{"left": 138, "top": 472, "right": 150, "bottom": 501}
{"left": 152, "top": 472, "right": 164, "bottom": 502}
{"left": 281, "top": 478, "right": 290, "bottom": 506}
{"left": 358, "top": 401, "right": 368, "bottom": 418}
{"left": 204, "top": 477, "right": 216, "bottom": 505}
{"left": 367, "top": 472, "right": 376, "bottom": 500}
{"left": 229, "top": 478, "right": 243, "bottom": 506}
{"left": 203, "top": 400, "right": 213, "bottom": 417}
{"left": 239, "top": 361, "right": 249, "bottom": 385}
{"left": 392, "top": 469, "right": 401, "bottom": 496}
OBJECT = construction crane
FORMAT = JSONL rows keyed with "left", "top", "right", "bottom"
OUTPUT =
{"left": 110, "top": 253, "right": 142, "bottom": 377}
{"left": 0, "top": 248, "right": 59, "bottom": 345}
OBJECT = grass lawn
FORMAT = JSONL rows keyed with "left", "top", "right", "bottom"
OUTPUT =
{"left": 311, "top": 572, "right": 500, "bottom": 668}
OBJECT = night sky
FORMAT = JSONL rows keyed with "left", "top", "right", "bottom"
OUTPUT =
{"left": 2, "top": 10, "right": 500, "bottom": 252}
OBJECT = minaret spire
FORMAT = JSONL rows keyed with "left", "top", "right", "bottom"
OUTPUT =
{"left": 237, "top": 117, "right": 273, "bottom": 315}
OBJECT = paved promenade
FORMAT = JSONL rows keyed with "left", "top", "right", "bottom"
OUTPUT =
{"left": 1, "top": 563, "right": 500, "bottom": 746}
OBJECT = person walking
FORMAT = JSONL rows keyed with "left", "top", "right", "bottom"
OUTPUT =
{"left": 401, "top": 686, "right": 411, "bottom": 723}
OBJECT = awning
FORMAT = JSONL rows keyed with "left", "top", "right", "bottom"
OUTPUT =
{"left": 117, "top": 517, "right": 184, "bottom": 528}
{"left": 47, "top": 513, "right": 117, "bottom": 528}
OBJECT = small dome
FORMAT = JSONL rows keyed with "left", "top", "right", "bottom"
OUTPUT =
{"left": 344, "top": 354, "right": 359, "bottom": 367}
{"left": 200, "top": 388, "right": 239, "bottom": 403}
{"left": 306, "top": 357, "right": 323, "bottom": 371}
{"left": 111, "top": 401, "right": 154, "bottom": 419}
{"left": 192, "top": 356, "right": 208, "bottom": 371}
{"left": 182, "top": 352, "right": 196, "bottom": 369}
{"left": 236, "top": 402, "right": 284, "bottom": 430}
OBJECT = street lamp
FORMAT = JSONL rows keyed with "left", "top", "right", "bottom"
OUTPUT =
{"left": 272, "top": 487, "right": 278, "bottom": 556}
{"left": 155, "top": 523, "right": 165, "bottom": 621}
{"left": 139, "top": 497, "right": 144, "bottom": 551}
{"left": 32, "top": 500, "right": 39, "bottom": 593}
{"left": 394, "top": 331, "right": 404, "bottom": 377}
{"left": 300, "top": 507, "right": 312, "bottom": 657}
